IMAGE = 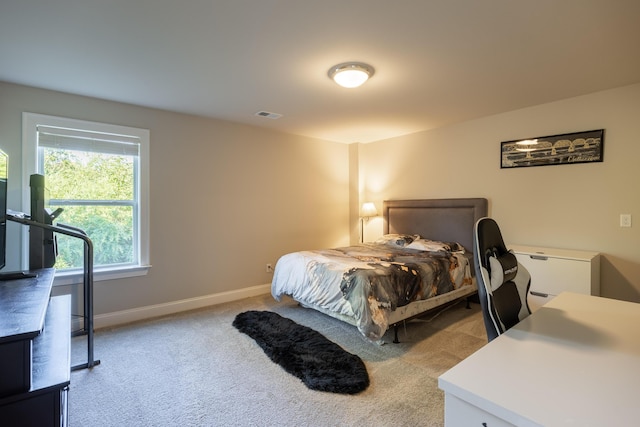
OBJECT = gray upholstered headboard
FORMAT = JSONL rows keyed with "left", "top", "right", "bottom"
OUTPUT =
{"left": 383, "top": 198, "right": 488, "bottom": 254}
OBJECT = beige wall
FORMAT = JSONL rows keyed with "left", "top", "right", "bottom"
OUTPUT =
{"left": 359, "top": 83, "right": 640, "bottom": 302}
{"left": 2, "top": 80, "right": 638, "bottom": 322}
{"left": 0, "top": 82, "right": 350, "bottom": 317}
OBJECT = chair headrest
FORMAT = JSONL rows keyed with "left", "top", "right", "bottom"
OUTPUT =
{"left": 488, "top": 251, "right": 518, "bottom": 288}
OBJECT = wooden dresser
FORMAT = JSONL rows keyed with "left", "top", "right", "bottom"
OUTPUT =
{"left": 0, "top": 269, "right": 70, "bottom": 426}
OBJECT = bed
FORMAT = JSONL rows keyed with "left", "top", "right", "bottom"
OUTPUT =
{"left": 271, "top": 198, "right": 488, "bottom": 342}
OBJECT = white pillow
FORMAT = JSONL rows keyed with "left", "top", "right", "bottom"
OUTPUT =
{"left": 406, "top": 239, "right": 465, "bottom": 253}
{"left": 374, "top": 234, "right": 419, "bottom": 247}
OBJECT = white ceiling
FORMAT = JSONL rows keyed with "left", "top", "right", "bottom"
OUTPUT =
{"left": 2, "top": 0, "right": 640, "bottom": 143}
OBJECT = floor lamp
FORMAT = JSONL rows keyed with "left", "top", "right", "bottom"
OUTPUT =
{"left": 360, "top": 202, "right": 378, "bottom": 243}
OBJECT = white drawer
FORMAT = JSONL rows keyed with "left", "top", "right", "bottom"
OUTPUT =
{"left": 527, "top": 291, "right": 553, "bottom": 312}
{"left": 444, "top": 393, "right": 515, "bottom": 427}
{"left": 510, "top": 245, "right": 600, "bottom": 311}
{"left": 515, "top": 254, "right": 592, "bottom": 295}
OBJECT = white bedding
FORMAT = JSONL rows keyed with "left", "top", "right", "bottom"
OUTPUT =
{"left": 272, "top": 237, "right": 474, "bottom": 341}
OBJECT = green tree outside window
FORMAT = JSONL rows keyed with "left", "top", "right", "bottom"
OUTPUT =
{"left": 43, "top": 148, "right": 136, "bottom": 269}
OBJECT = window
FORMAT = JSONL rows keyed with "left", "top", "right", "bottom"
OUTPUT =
{"left": 23, "top": 113, "right": 150, "bottom": 282}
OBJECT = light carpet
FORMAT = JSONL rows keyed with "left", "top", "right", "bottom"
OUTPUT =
{"left": 69, "top": 293, "right": 487, "bottom": 426}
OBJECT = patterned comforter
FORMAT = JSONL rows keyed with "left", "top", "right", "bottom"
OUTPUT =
{"left": 271, "top": 237, "right": 473, "bottom": 341}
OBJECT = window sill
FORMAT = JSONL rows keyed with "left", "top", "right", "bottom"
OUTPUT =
{"left": 53, "top": 265, "right": 151, "bottom": 286}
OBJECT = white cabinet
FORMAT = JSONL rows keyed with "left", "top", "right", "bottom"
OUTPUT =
{"left": 510, "top": 245, "right": 600, "bottom": 312}
{"left": 444, "top": 394, "right": 515, "bottom": 427}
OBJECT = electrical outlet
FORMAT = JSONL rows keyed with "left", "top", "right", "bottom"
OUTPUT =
{"left": 620, "top": 214, "right": 632, "bottom": 228}
{"left": 266, "top": 263, "right": 273, "bottom": 273}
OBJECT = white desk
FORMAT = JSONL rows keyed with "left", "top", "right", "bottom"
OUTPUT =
{"left": 438, "top": 292, "right": 640, "bottom": 426}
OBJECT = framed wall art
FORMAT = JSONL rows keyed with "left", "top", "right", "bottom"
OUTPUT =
{"left": 501, "top": 129, "right": 604, "bottom": 169}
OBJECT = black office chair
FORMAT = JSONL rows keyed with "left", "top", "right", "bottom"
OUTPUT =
{"left": 473, "top": 217, "right": 531, "bottom": 341}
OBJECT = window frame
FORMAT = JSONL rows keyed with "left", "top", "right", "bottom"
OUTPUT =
{"left": 22, "top": 112, "right": 150, "bottom": 284}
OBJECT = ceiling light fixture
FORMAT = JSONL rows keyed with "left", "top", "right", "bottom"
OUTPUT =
{"left": 328, "top": 62, "right": 375, "bottom": 88}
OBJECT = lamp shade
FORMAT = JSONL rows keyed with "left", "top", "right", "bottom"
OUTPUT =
{"left": 361, "top": 202, "right": 378, "bottom": 217}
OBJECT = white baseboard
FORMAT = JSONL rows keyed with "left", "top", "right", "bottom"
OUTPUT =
{"left": 93, "top": 283, "right": 272, "bottom": 329}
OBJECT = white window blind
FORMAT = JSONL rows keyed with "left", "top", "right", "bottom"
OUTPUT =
{"left": 36, "top": 125, "right": 140, "bottom": 156}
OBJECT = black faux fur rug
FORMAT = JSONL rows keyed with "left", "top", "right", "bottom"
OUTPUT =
{"left": 232, "top": 310, "right": 369, "bottom": 394}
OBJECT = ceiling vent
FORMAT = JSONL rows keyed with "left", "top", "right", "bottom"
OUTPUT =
{"left": 254, "top": 111, "right": 282, "bottom": 120}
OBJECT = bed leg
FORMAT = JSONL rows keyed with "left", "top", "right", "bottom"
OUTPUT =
{"left": 393, "top": 325, "right": 400, "bottom": 343}
{"left": 466, "top": 297, "right": 471, "bottom": 309}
